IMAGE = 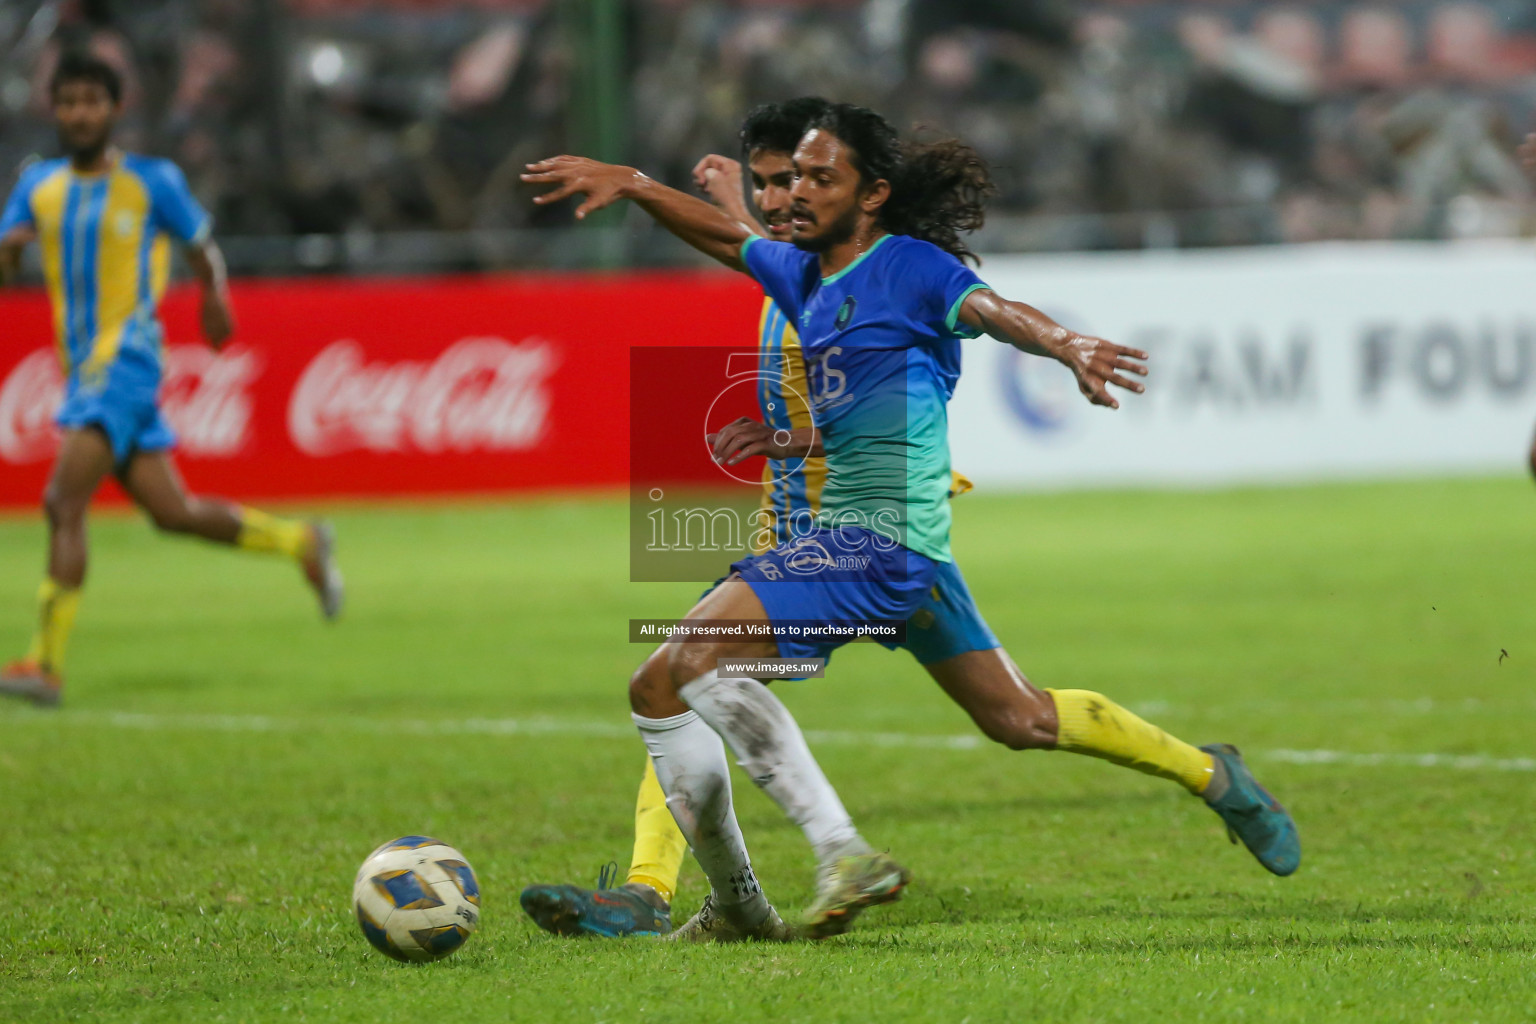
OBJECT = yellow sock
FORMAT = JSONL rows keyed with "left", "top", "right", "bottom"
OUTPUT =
{"left": 235, "top": 508, "right": 311, "bottom": 560}
{"left": 24, "top": 579, "right": 82, "bottom": 674}
{"left": 625, "top": 757, "right": 687, "bottom": 903}
{"left": 1046, "top": 688, "right": 1215, "bottom": 795}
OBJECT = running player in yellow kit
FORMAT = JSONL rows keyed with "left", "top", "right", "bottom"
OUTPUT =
{"left": 0, "top": 53, "right": 343, "bottom": 707}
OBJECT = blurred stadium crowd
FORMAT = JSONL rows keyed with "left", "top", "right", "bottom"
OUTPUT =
{"left": 4, "top": 0, "right": 1536, "bottom": 271}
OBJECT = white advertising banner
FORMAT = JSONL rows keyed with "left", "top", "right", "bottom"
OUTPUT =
{"left": 949, "top": 241, "right": 1536, "bottom": 488}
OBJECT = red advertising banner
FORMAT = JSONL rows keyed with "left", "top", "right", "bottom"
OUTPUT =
{"left": 0, "top": 273, "right": 764, "bottom": 509}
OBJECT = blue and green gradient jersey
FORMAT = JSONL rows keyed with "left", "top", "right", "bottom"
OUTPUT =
{"left": 742, "top": 233, "right": 988, "bottom": 563}
{"left": 0, "top": 154, "right": 211, "bottom": 386}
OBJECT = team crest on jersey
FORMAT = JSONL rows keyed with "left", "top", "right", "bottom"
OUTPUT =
{"left": 835, "top": 296, "right": 857, "bottom": 330}
{"left": 115, "top": 210, "right": 136, "bottom": 237}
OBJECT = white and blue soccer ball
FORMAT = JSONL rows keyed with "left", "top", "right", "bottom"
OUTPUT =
{"left": 352, "top": 836, "right": 481, "bottom": 962}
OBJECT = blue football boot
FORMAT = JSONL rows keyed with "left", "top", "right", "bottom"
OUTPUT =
{"left": 520, "top": 864, "right": 672, "bottom": 938}
{"left": 1200, "top": 744, "right": 1301, "bottom": 876}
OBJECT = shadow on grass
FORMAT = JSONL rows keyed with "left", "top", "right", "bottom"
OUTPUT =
{"left": 854, "top": 789, "right": 1171, "bottom": 821}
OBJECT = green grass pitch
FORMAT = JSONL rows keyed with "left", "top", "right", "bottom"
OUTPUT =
{"left": 0, "top": 478, "right": 1532, "bottom": 1022}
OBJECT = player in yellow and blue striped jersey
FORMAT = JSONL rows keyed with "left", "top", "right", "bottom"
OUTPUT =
{"left": 749, "top": 297, "right": 827, "bottom": 552}
{"left": 0, "top": 52, "right": 343, "bottom": 708}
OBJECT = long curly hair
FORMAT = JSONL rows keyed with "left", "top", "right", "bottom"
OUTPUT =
{"left": 805, "top": 103, "right": 995, "bottom": 266}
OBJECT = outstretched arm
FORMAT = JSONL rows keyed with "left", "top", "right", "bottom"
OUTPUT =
{"left": 522, "top": 156, "right": 752, "bottom": 270}
{"left": 0, "top": 225, "right": 33, "bottom": 286}
{"left": 185, "top": 240, "right": 235, "bottom": 349}
{"left": 691, "top": 154, "right": 767, "bottom": 240}
{"left": 959, "top": 289, "right": 1147, "bottom": 410}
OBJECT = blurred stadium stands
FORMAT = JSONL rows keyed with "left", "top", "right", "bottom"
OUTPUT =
{"left": 3, "top": 0, "right": 1536, "bottom": 273}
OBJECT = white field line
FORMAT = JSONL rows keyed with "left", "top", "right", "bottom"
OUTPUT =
{"left": 1131, "top": 697, "right": 1536, "bottom": 718}
{"left": 2, "top": 709, "right": 1532, "bottom": 771}
{"left": 1263, "top": 748, "right": 1536, "bottom": 772}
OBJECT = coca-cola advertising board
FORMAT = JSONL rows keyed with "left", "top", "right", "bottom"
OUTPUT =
{"left": 0, "top": 273, "right": 763, "bottom": 508}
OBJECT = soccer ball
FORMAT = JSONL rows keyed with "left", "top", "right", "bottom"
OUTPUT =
{"left": 352, "top": 836, "right": 481, "bottom": 962}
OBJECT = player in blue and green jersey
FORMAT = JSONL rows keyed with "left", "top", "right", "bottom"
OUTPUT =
{"left": 0, "top": 53, "right": 342, "bottom": 707}
{"left": 523, "top": 101, "right": 1298, "bottom": 942}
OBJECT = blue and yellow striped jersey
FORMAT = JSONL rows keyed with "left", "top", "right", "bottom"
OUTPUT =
{"left": 753, "top": 296, "right": 973, "bottom": 555}
{"left": 0, "top": 153, "right": 211, "bottom": 382}
{"left": 755, "top": 297, "right": 828, "bottom": 552}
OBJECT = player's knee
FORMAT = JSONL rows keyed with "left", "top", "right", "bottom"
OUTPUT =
{"left": 628, "top": 650, "right": 678, "bottom": 714}
{"left": 664, "top": 641, "right": 721, "bottom": 693}
{"left": 42, "top": 485, "right": 88, "bottom": 529}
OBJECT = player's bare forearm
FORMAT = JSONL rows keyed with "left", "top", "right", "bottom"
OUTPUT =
{"left": 186, "top": 241, "right": 235, "bottom": 348}
{"left": 958, "top": 289, "right": 1063, "bottom": 357}
{"left": 523, "top": 156, "right": 751, "bottom": 270}
{"left": 707, "top": 418, "right": 822, "bottom": 465}
{"left": 632, "top": 175, "right": 754, "bottom": 267}
{"left": 959, "top": 289, "right": 1148, "bottom": 409}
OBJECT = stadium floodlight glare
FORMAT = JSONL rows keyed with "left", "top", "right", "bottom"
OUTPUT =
{"left": 309, "top": 43, "right": 346, "bottom": 88}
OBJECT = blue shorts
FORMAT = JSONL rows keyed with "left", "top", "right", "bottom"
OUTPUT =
{"left": 899, "top": 559, "right": 1001, "bottom": 665}
{"left": 711, "top": 538, "right": 1000, "bottom": 668}
{"left": 56, "top": 361, "right": 174, "bottom": 469}
{"left": 730, "top": 526, "right": 941, "bottom": 662}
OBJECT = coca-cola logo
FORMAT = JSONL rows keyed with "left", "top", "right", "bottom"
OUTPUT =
{"left": 0, "top": 347, "right": 260, "bottom": 464}
{"left": 0, "top": 350, "right": 60, "bottom": 463}
{"left": 287, "top": 337, "right": 557, "bottom": 457}
{"left": 161, "top": 346, "right": 262, "bottom": 457}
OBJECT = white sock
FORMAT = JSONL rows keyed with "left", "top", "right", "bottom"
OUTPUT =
{"left": 678, "top": 670, "right": 870, "bottom": 872}
{"left": 633, "top": 710, "right": 768, "bottom": 922}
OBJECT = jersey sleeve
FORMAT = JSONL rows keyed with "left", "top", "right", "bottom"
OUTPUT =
{"left": 741, "top": 235, "right": 815, "bottom": 322}
{"left": 144, "top": 160, "right": 212, "bottom": 245}
{"left": 898, "top": 242, "right": 990, "bottom": 340}
{"left": 0, "top": 164, "right": 41, "bottom": 236}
